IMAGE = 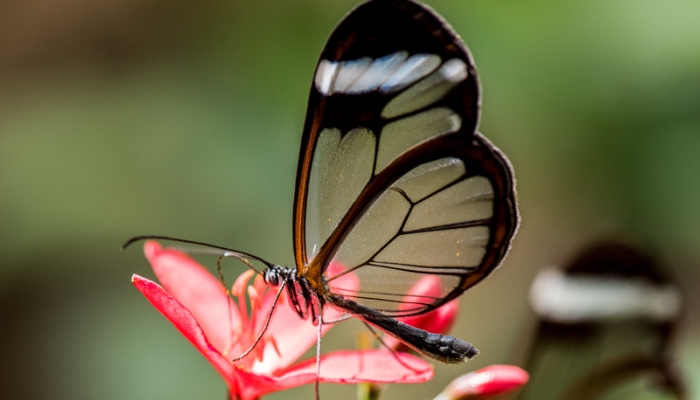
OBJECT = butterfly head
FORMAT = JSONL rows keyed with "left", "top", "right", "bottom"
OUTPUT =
{"left": 263, "top": 265, "right": 295, "bottom": 287}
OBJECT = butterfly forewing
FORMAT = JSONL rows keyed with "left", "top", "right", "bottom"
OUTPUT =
{"left": 294, "top": 0, "right": 517, "bottom": 317}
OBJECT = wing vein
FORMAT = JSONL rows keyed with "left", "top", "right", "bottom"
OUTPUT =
{"left": 366, "top": 263, "right": 473, "bottom": 276}
{"left": 402, "top": 217, "right": 492, "bottom": 234}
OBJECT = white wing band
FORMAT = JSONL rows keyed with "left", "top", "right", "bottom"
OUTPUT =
{"left": 315, "top": 52, "right": 442, "bottom": 95}
{"left": 530, "top": 268, "right": 682, "bottom": 323}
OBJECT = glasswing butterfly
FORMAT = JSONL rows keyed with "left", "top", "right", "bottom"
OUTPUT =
{"left": 125, "top": 0, "right": 518, "bottom": 370}
{"left": 519, "top": 239, "right": 685, "bottom": 400}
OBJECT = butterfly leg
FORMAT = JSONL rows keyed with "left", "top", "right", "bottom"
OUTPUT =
{"left": 321, "top": 314, "right": 353, "bottom": 324}
{"left": 315, "top": 313, "right": 323, "bottom": 400}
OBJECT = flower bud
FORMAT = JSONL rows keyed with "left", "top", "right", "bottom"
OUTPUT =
{"left": 434, "top": 365, "right": 529, "bottom": 399}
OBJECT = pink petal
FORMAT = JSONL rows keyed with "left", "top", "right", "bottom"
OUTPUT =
{"left": 402, "top": 275, "right": 445, "bottom": 303}
{"left": 407, "top": 299, "right": 458, "bottom": 334}
{"left": 131, "top": 275, "right": 233, "bottom": 380}
{"left": 281, "top": 350, "right": 433, "bottom": 383}
{"left": 471, "top": 365, "right": 529, "bottom": 396}
{"left": 251, "top": 290, "right": 345, "bottom": 374}
{"left": 383, "top": 275, "right": 460, "bottom": 350}
{"left": 386, "top": 300, "right": 459, "bottom": 350}
{"left": 144, "top": 242, "right": 238, "bottom": 355}
{"left": 325, "top": 260, "right": 360, "bottom": 294}
{"left": 438, "top": 365, "right": 529, "bottom": 399}
{"left": 229, "top": 350, "right": 433, "bottom": 400}
{"left": 227, "top": 367, "right": 317, "bottom": 400}
{"left": 132, "top": 275, "right": 319, "bottom": 400}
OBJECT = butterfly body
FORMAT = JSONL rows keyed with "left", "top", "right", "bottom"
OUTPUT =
{"left": 329, "top": 293, "right": 478, "bottom": 363}
{"left": 264, "top": 263, "right": 478, "bottom": 363}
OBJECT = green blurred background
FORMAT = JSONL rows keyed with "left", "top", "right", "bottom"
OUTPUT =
{"left": 1, "top": 0, "right": 699, "bottom": 399}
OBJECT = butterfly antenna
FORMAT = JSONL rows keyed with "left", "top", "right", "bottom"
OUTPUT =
{"left": 121, "top": 234, "right": 273, "bottom": 275}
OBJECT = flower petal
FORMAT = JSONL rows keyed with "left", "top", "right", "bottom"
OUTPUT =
{"left": 144, "top": 241, "right": 238, "bottom": 355}
{"left": 281, "top": 350, "right": 433, "bottom": 383}
{"left": 435, "top": 365, "right": 529, "bottom": 399}
{"left": 228, "top": 366, "right": 317, "bottom": 400}
{"left": 386, "top": 299, "right": 459, "bottom": 350}
{"left": 250, "top": 293, "right": 343, "bottom": 374}
{"left": 227, "top": 350, "right": 432, "bottom": 400}
{"left": 132, "top": 274, "right": 324, "bottom": 400}
{"left": 383, "top": 275, "right": 460, "bottom": 350}
{"left": 131, "top": 274, "right": 233, "bottom": 380}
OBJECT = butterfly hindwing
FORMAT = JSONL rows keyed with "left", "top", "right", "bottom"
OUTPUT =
{"left": 325, "top": 132, "right": 516, "bottom": 316}
{"left": 293, "top": 0, "right": 517, "bottom": 317}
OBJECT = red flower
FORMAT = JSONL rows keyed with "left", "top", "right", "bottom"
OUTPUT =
{"left": 384, "top": 275, "right": 460, "bottom": 351}
{"left": 435, "top": 365, "right": 529, "bottom": 399}
{"left": 132, "top": 242, "right": 432, "bottom": 400}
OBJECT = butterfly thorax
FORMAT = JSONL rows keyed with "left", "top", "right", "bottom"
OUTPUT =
{"left": 264, "top": 265, "right": 324, "bottom": 323}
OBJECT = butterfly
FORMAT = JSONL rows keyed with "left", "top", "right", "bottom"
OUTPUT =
{"left": 281, "top": 0, "right": 519, "bottom": 363}
{"left": 126, "top": 0, "right": 518, "bottom": 367}
{"left": 520, "top": 239, "right": 685, "bottom": 400}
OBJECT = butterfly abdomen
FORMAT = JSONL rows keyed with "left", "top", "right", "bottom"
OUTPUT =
{"left": 376, "top": 316, "right": 479, "bottom": 364}
{"left": 427, "top": 332, "right": 480, "bottom": 364}
{"left": 331, "top": 295, "right": 478, "bottom": 363}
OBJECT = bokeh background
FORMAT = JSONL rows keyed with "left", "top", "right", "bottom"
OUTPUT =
{"left": 1, "top": 0, "right": 699, "bottom": 399}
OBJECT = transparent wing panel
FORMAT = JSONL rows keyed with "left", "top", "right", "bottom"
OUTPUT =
{"left": 375, "top": 226, "right": 489, "bottom": 267}
{"left": 305, "top": 127, "right": 375, "bottom": 262}
{"left": 333, "top": 189, "right": 409, "bottom": 269}
{"left": 333, "top": 264, "right": 463, "bottom": 314}
{"left": 375, "top": 107, "right": 461, "bottom": 172}
{"left": 373, "top": 57, "right": 469, "bottom": 175}
{"left": 392, "top": 157, "right": 465, "bottom": 202}
{"left": 326, "top": 158, "right": 496, "bottom": 316}
{"left": 382, "top": 58, "right": 468, "bottom": 119}
{"left": 404, "top": 176, "right": 494, "bottom": 231}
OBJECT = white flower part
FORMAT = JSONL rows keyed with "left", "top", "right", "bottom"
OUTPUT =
{"left": 530, "top": 268, "right": 682, "bottom": 323}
